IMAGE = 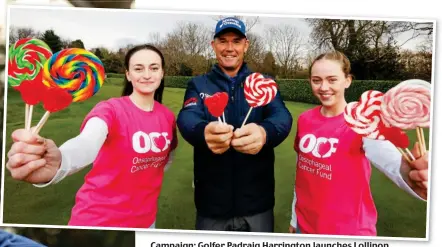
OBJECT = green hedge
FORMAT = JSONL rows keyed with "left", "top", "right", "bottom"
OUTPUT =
{"left": 107, "top": 73, "right": 125, "bottom": 78}
{"left": 105, "top": 74, "right": 402, "bottom": 104}
{"left": 165, "top": 76, "right": 193, "bottom": 89}
{"left": 277, "top": 79, "right": 401, "bottom": 104}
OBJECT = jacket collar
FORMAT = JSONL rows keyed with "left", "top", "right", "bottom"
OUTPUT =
{"left": 209, "top": 62, "right": 252, "bottom": 83}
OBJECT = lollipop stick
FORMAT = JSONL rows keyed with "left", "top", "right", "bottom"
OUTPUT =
{"left": 420, "top": 127, "right": 427, "bottom": 153}
{"left": 397, "top": 148, "right": 412, "bottom": 163}
{"left": 26, "top": 105, "right": 34, "bottom": 131}
{"left": 33, "top": 111, "right": 51, "bottom": 135}
{"left": 405, "top": 148, "right": 416, "bottom": 161}
{"left": 25, "top": 104, "right": 29, "bottom": 129}
{"left": 241, "top": 107, "right": 253, "bottom": 128}
{"left": 218, "top": 117, "right": 222, "bottom": 124}
{"left": 222, "top": 112, "right": 226, "bottom": 124}
{"left": 416, "top": 127, "right": 423, "bottom": 156}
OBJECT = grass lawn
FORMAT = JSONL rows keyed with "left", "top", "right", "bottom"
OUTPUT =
{"left": 2, "top": 83, "right": 428, "bottom": 237}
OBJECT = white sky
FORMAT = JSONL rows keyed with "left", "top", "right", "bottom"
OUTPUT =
{"left": 5, "top": 3, "right": 432, "bottom": 53}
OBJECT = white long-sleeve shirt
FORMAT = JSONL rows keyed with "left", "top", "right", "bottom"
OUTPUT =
{"left": 289, "top": 138, "right": 427, "bottom": 228}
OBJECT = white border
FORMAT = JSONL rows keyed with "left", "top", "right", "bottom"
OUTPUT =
{"left": 1, "top": 4, "right": 436, "bottom": 243}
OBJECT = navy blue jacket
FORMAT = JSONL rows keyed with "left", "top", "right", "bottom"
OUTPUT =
{"left": 177, "top": 63, "right": 293, "bottom": 219}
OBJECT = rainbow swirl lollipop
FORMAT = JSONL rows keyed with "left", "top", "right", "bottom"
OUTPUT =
{"left": 43, "top": 48, "right": 105, "bottom": 102}
{"left": 8, "top": 38, "right": 52, "bottom": 87}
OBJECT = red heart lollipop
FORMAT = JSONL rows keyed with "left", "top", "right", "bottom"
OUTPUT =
{"left": 379, "top": 124, "right": 410, "bottom": 149}
{"left": 15, "top": 74, "right": 48, "bottom": 105}
{"left": 204, "top": 92, "right": 229, "bottom": 118}
{"left": 33, "top": 87, "right": 73, "bottom": 135}
{"left": 43, "top": 87, "right": 73, "bottom": 112}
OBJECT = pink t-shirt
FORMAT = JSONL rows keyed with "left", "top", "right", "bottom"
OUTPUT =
{"left": 68, "top": 96, "right": 178, "bottom": 228}
{"left": 293, "top": 106, "right": 377, "bottom": 236}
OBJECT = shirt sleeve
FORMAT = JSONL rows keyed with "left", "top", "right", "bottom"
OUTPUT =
{"left": 258, "top": 90, "right": 293, "bottom": 148}
{"left": 80, "top": 100, "right": 116, "bottom": 134}
{"left": 176, "top": 79, "right": 208, "bottom": 149}
{"left": 290, "top": 189, "right": 298, "bottom": 228}
{"left": 362, "top": 137, "right": 426, "bottom": 201}
{"left": 33, "top": 117, "right": 108, "bottom": 187}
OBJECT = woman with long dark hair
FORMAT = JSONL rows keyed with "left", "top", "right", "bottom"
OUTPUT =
{"left": 6, "top": 44, "right": 178, "bottom": 229}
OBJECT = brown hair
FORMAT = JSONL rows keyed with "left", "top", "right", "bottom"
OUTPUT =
{"left": 309, "top": 51, "right": 352, "bottom": 78}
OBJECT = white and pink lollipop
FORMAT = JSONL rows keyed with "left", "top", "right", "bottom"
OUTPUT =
{"left": 344, "top": 90, "right": 414, "bottom": 162}
{"left": 381, "top": 79, "right": 431, "bottom": 156}
{"left": 344, "top": 90, "right": 385, "bottom": 140}
{"left": 242, "top": 72, "right": 278, "bottom": 127}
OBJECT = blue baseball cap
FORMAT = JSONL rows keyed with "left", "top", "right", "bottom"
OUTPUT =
{"left": 214, "top": 17, "right": 246, "bottom": 38}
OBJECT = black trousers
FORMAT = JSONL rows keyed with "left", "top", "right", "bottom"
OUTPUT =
{"left": 195, "top": 209, "right": 274, "bottom": 232}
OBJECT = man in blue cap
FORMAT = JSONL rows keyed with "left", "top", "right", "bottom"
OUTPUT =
{"left": 177, "top": 17, "right": 293, "bottom": 232}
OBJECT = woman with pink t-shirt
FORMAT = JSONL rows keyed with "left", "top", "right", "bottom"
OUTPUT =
{"left": 6, "top": 44, "right": 178, "bottom": 229}
{"left": 289, "top": 51, "right": 428, "bottom": 236}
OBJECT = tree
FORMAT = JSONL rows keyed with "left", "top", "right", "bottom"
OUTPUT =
{"left": 60, "top": 39, "right": 72, "bottom": 49}
{"left": 92, "top": 48, "right": 104, "bottom": 60}
{"left": 41, "top": 29, "right": 63, "bottom": 53}
{"left": 265, "top": 25, "right": 304, "bottom": 78}
{"left": 174, "top": 22, "right": 211, "bottom": 57}
{"left": 102, "top": 52, "right": 124, "bottom": 73}
{"left": 244, "top": 33, "right": 266, "bottom": 72}
{"left": 161, "top": 22, "right": 211, "bottom": 75}
{"left": 147, "top": 32, "right": 162, "bottom": 47}
{"left": 400, "top": 49, "right": 432, "bottom": 81}
{"left": 70, "top": 39, "right": 85, "bottom": 49}
{"left": 306, "top": 18, "right": 427, "bottom": 80}
{"left": 9, "top": 26, "right": 40, "bottom": 44}
{"left": 261, "top": 51, "right": 278, "bottom": 77}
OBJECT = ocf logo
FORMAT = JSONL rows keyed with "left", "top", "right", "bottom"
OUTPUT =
{"left": 132, "top": 131, "right": 171, "bottom": 154}
{"left": 299, "top": 134, "right": 338, "bottom": 158}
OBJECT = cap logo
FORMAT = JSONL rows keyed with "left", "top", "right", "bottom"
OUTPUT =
{"left": 219, "top": 18, "right": 242, "bottom": 29}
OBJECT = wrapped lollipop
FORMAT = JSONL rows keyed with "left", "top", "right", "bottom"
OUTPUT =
{"left": 7, "top": 38, "right": 53, "bottom": 130}
{"left": 204, "top": 92, "right": 228, "bottom": 124}
{"left": 381, "top": 79, "right": 431, "bottom": 156}
{"left": 242, "top": 73, "right": 278, "bottom": 127}
{"left": 344, "top": 90, "right": 415, "bottom": 162}
{"left": 33, "top": 48, "right": 105, "bottom": 134}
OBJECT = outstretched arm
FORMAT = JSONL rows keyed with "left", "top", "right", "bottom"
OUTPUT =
{"left": 363, "top": 138, "right": 427, "bottom": 201}
{"left": 34, "top": 117, "right": 108, "bottom": 187}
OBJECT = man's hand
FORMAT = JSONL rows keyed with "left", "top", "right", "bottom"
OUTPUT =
{"left": 231, "top": 123, "right": 267, "bottom": 155}
{"left": 204, "top": 122, "right": 234, "bottom": 154}
{"left": 401, "top": 142, "right": 428, "bottom": 200}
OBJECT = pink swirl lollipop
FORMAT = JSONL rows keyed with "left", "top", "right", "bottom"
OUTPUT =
{"left": 381, "top": 79, "right": 432, "bottom": 155}
{"left": 344, "top": 90, "right": 384, "bottom": 139}
{"left": 380, "top": 80, "right": 431, "bottom": 129}
{"left": 242, "top": 73, "right": 278, "bottom": 127}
